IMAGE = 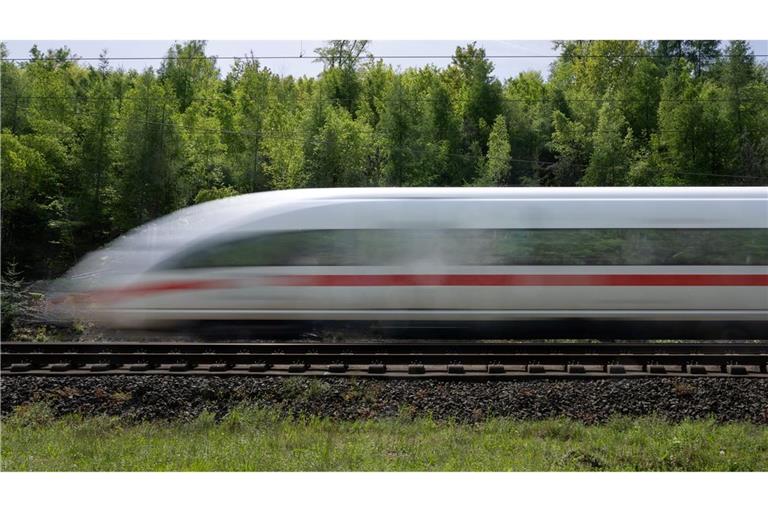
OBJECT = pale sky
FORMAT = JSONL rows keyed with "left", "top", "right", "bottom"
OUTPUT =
{"left": 4, "top": 40, "right": 766, "bottom": 81}
{"left": 2, "top": 40, "right": 559, "bottom": 80}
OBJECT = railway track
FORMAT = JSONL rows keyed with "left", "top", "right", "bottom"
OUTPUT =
{"left": 2, "top": 341, "right": 768, "bottom": 378}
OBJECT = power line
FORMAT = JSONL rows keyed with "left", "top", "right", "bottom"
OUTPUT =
{"left": 3, "top": 55, "right": 554, "bottom": 61}
{"left": 3, "top": 53, "right": 768, "bottom": 62}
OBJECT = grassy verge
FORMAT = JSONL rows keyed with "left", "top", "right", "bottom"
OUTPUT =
{"left": 2, "top": 403, "right": 767, "bottom": 471}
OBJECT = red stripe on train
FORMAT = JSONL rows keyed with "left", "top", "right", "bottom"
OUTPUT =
{"left": 68, "top": 273, "right": 768, "bottom": 305}
{"left": 70, "top": 279, "right": 233, "bottom": 304}
{"left": 264, "top": 274, "right": 768, "bottom": 287}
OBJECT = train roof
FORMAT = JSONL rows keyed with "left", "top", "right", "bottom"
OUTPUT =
{"left": 62, "top": 187, "right": 767, "bottom": 282}
{"left": 154, "top": 185, "right": 768, "bottom": 238}
{"left": 217, "top": 186, "right": 768, "bottom": 204}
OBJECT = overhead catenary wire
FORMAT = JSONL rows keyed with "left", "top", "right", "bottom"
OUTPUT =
{"left": 3, "top": 53, "right": 768, "bottom": 62}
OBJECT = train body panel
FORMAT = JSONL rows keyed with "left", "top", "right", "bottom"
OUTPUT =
{"left": 49, "top": 187, "right": 768, "bottom": 338}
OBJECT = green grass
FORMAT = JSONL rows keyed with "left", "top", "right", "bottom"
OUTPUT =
{"left": 2, "top": 403, "right": 767, "bottom": 471}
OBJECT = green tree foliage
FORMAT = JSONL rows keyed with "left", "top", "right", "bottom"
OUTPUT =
{"left": 378, "top": 75, "right": 419, "bottom": 185}
{"left": 314, "top": 40, "right": 372, "bottom": 70}
{"left": 226, "top": 59, "right": 279, "bottom": 192}
{"left": 159, "top": 41, "right": 219, "bottom": 112}
{"left": 444, "top": 43, "right": 503, "bottom": 183}
{"left": 112, "top": 71, "right": 182, "bottom": 231}
{"left": 655, "top": 40, "right": 721, "bottom": 78}
{"left": 547, "top": 111, "right": 591, "bottom": 185}
{"left": 2, "top": 40, "right": 768, "bottom": 278}
{"left": 502, "top": 71, "right": 553, "bottom": 184}
{"left": 314, "top": 40, "right": 371, "bottom": 115}
{"left": 304, "top": 106, "right": 375, "bottom": 187}
{"left": 193, "top": 185, "right": 239, "bottom": 204}
{"left": 582, "top": 97, "right": 634, "bottom": 186}
{"left": 75, "top": 57, "right": 117, "bottom": 242}
{"left": 476, "top": 115, "right": 511, "bottom": 185}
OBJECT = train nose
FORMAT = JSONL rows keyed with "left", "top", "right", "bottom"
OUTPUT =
{"left": 44, "top": 276, "right": 106, "bottom": 323}
{"left": 44, "top": 292, "right": 79, "bottom": 323}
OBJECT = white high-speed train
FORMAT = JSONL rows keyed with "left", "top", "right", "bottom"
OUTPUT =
{"left": 49, "top": 187, "right": 768, "bottom": 339}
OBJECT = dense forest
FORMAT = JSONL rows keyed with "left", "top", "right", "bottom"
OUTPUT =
{"left": 2, "top": 40, "right": 768, "bottom": 278}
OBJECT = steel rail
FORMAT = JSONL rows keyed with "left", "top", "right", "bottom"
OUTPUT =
{"left": 2, "top": 341, "right": 768, "bottom": 378}
{"left": 4, "top": 341, "right": 768, "bottom": 354}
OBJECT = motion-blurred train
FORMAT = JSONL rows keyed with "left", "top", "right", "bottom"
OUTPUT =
{"left": 48, "top": 187, "right": 768, "bottom": 339}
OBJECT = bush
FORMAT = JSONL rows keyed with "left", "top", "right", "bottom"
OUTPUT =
{"left": 1, "top": 263, "right": 33, "bottom": 339}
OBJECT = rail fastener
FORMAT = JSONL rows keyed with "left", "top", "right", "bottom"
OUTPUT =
{"left": 408, "top": 364, "right": 426, "bottom": 375}
{"left": 687, "top": 365, "right": 708, "bottom": 375}
{"left": 327, "top": 363, "right": 348, "bottom": 373}
{"left": 169, "top": 363, "right": 196, "bottom": 372}
{"left": 727, "top": 365, "right": 749, "bottom": 375}
{"left": 128, "top": 363, "right": 155, "bottom": 371}
{"left": 367, "top": 364, "right": 386, "bottom": 374}
{"left": 9, "top": 363, "right": 35, "bottom": 372}
{"left": 567, "top": 364, "right": 587, "bottom": 374}
{"left": 288, "top": 363, "right": 308, "bottom": 373}
{"left": 487, "top": 364, "right": 505, "bottom": 374}
{"left": 607, "top": 365, "right": 626, "bottom": 374}
{"left": 527, "top": 365, "right": 546, "bottom": 374}
{"left": 89, "top": 363, "right": 115, "bottom": 372}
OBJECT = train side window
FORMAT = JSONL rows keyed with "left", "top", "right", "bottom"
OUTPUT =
{"left": 431, "top": 229, "right": 767, "bottom": 266}
{"left": 157, "top": 228, "right": 768, "bottom": 269}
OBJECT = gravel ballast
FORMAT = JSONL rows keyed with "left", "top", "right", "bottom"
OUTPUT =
{"left": 3, "top": 376, "right": 768, "bottom": 424}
